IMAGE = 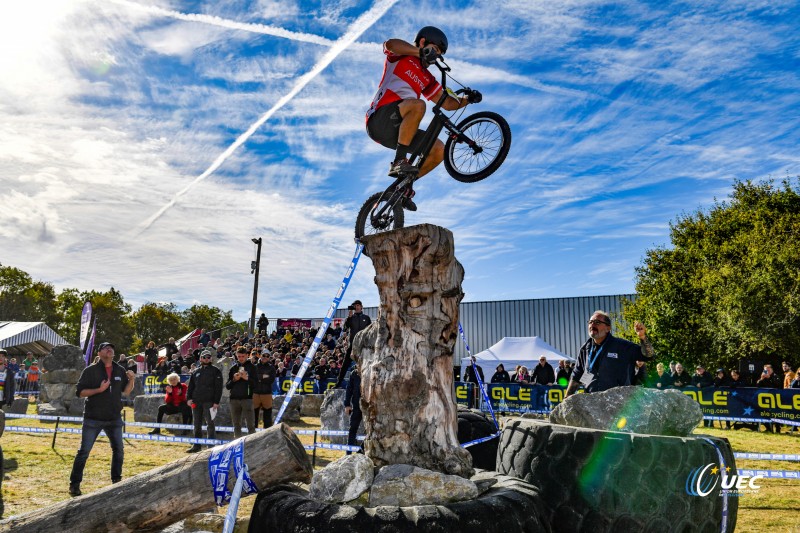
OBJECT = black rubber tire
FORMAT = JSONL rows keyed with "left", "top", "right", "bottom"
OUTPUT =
{"left": 444, "top": 111, "right": 511, "bottom": 183}
{"left": 496, "top": 419, "right": 738, "bottom": 533}
{"left": 248, "top": 471, "right": 551, "bottom": 533}
{"left": 457, "top": 409, "right": 499, "bottom": 471}
{"left": 355, "top": 191, "right": 405, "bottom": 240}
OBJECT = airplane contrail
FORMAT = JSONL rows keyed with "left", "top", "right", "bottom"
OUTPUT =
{"left": 112, "top": 0, "right": 583, "bottom": 96}
{"left": 109, "top": 0, "right": 335, "bottom": 46}
{"left": 133, "top": 0, "right": 400, "bottom": 236}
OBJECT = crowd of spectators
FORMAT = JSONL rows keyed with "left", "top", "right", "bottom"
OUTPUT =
{"left": 146, "top": 322, "right": 353, "bottom": 390}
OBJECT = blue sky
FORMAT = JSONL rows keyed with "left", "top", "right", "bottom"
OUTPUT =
{"left": 1, "top": 0, "right": 798, "bottom": 321}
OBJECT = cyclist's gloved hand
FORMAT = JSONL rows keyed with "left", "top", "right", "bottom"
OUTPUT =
{"left": 466, "top": 89, "right": 482, "bottom": 104}
{"left": 419, "top": 46, "right": 439, "bottom": 65}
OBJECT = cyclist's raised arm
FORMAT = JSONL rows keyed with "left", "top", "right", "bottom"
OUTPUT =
{"left": 384, "top": 39, "right": 418, "bottom": 56}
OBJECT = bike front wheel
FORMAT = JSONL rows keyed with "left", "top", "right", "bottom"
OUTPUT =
{"left": 355, "top": 191, "right": 405, "bottom": 239}
{"left": 444, "top": 111, "right": 511, "bottom": 183}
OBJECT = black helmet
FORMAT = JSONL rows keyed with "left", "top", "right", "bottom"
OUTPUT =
{"left": 415, "top": 26, "right": 448, "bottom": 55}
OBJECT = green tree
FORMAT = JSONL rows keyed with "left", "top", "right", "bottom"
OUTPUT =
{"left": 622, "top": 178, "right": 800, "bottom": 370}
{"left": 180, "top": 304, "right": 238, "bottom": 336}
{"left": 0, "top": 264, "right": 60, "bottom": 326}
{"left": 54, "top": 288, "right": 85, "bottom": 346}
{"left": 83, "top": 288, "right": 135, "bottom": 355}
{"left": 131, "top": 302, "right": 184, "bottom": 351}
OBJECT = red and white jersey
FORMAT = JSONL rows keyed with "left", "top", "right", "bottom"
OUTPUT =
{"left": 366, "top": 43, "right": 441, "bottom": 121}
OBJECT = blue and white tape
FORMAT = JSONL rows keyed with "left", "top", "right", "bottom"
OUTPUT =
{"left": 458, "top": 322, "right": 500, "bottom": 431}
{"left": 208, "top": 439, "right": 258, "bottom": 507}
{"left": 462, "top": 432, "right": 501, "bottom": 448}
{"left": 737, "top": 469, "right": 799, "bottom": 479}
{"left": 274, "top": 242, "right": 363, "bottom": 425}
{"left": 735, "top": 452, "right": 800, "bottom": 461}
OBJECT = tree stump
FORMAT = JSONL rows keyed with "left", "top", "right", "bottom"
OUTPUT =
{"left": 0, "top": 423, "right": 312, "bottom": 533}
{"left": 355, "top": 224, "right": 473, "bottom": 478}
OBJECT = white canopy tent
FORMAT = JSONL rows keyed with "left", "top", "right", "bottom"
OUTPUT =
{"left": 460, "top": 336, "right": 574, "bottom": 380}
{"left": 0, "top": 321, "right": 68, "bottom": 357}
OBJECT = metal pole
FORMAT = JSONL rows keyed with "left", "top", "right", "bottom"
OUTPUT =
{"left": 51, "top": 416, "right": 61, "bottom": 449}
{"left": 249, "top": 237, "right": 262, "bottom": 335}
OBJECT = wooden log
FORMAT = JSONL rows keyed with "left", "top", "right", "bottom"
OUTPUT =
{"left": 0, "top": 423, "right": 312, "bottom": 533}
{"left": 356, "top": 224, "right": 474, "bottom": 478}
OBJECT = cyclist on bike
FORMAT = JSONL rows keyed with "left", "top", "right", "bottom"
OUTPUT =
{"left": 366, "top": 26, "right": 481, "bottom": 211}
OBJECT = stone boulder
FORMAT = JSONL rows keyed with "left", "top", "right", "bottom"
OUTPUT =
{"left": 368, "top": 464, "right": 479, "bottom": 507}
{"left": 37, "top": 399, "right": 84, "bottom": 418}
{"left": 41, "top": 345, "right": 86, "bottom": 372}
{"left": 272, "top": 394, "right": 303, "bottom": 423}
{"left": 39, "top": 344, "right": 85, "bottom": 414}
{"left": 4, "top": 398, "right": 31, "bottom": 416}
{"left": 300, "top": 394, "right": 324, "bottom": 417}
{"left": 309, "top": 454, "right": 374, "bottom": 503}
{"left": 319, "top": 389, "right": 349, "bottom": 444}
{"left": 549, "top": 386, "right": 702, "bottom": 436}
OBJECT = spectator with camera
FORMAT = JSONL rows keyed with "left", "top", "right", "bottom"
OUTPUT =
{"left": 335, "top": 300, "right": 372, "bottom": 388}
{"left": 227, "top": 347, "right": 257, "bottom": 439}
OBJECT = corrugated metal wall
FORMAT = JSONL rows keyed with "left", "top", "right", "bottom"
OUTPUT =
{"left": 334, "top": 294, "right": 636, "bottom": 359}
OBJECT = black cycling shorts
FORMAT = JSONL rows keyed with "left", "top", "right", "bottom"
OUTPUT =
{"left": 366, "top": 101, "right": 426, "bottom": 151}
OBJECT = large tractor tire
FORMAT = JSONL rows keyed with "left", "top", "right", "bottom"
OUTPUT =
{"left": 248, "top": 470, "right": 551, "bottom": 533}
{"left": 457, "top": 409, "right": 499, "bottom": 470}
{"left": 497, "top": 419, "right": 737, "bottom": 533}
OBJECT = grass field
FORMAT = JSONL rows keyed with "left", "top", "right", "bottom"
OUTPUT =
{"left": 1, "top": 405, "right": 798, "bottom": 531}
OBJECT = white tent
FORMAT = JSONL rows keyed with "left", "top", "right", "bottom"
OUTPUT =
{"left": 0, "top": 321, "right": 68, "bottom": 357}
{"left": 461, "top": 336, "right": 574, "bottom": 379}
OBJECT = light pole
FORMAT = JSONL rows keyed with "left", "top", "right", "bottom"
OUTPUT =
{"left": 249, "top": 237, "right": 262, "bottom": 335}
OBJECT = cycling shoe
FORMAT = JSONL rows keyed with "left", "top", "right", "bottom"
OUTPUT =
{"left": 388, "top": 158, "right": 419, "bottom": 178}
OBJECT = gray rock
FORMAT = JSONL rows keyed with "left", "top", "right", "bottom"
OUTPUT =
{"left": 134, "top": 394, "right": 168, "bottom": 423}
{"left": 300, "top": 394, "right": 324, "bottom": 417}
{"left": 5, "top": 398, "right": 31, "bottom": 416}
{"left": 549, "top": 386, "right": 702, "bottom": 436}
{"left": 39, "top": 383, "right": 73, "bottom": 405}
{"left": 182, "top": 512, "right": 248, "bottom": 533}
{"left": 42, "top": 370, "right": 83, "bottom": 384}
{"left": 309, "top": 454, "right": 374, "bottom": 503}
{"left": 368, "top": 464, "right": 479, "bottom": 507}
{"left": 135, "top": 393, "right": 233, "bottom": 428}
{"left": 41, "top": 345, "right": 85, "bottom": 372}
{"left": 272, "top": 394, "right": 303, "bottom": 423}
{"left": 37, "top": 402, "right": 69, "bottom": 417}
{"left": 319, "top": 389, "right": 349, "bottom": 444}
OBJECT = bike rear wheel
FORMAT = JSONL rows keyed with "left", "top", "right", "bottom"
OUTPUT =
{"left": 444, "top": 111, "right": 511, "bottom": 183}
{"left": 355, "top": 191, "right": 405, "bottom": 239}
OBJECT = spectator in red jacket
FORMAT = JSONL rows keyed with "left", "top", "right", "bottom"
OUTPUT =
{"left": 149, "top": 372, "right": 192, "bottom": 435}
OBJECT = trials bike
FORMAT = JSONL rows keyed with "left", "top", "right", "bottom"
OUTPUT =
{"left": 355, "top": 56, "right": 512, "bottom": 239}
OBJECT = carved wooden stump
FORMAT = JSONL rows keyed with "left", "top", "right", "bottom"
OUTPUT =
{"left": 355, "top": 224, "right": 473, "bottom": 478}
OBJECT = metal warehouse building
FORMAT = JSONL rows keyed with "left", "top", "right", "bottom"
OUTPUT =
{"left": 334, "top": 294, "right": 636, "bottom": 360}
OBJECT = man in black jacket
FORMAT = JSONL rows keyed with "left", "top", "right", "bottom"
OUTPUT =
{"left": 69, "top": 342, "right": 136, "bottom": 496}
{"left": 335, "top": 300, "right": 372, "bottom": 388}
{"left": 566, "top": 311, "right": 654, "bottom": 396}
{"left": 253, "top": 351, "right": 276, "bottom": 428}
{"left": 227, "top": 347, "right": 257, "bottom": 439}
{"left": 531, "top": 356, "right": 556, "bottom": 386}
{"left": 186, "top": 350, "right": 223, "bottom": 453}
{"left": 0, "top": 349, "right": 16, "bottom": 409}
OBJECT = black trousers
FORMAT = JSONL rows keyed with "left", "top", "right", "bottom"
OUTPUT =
{"left": 157, "top": 403, "right": 192, "bottom": 424}
{"left": 347, "top": 408, "right": 363, "bottom": 455}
